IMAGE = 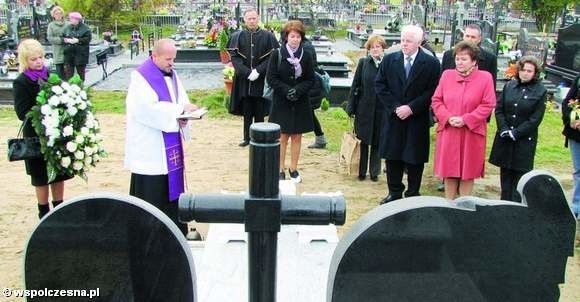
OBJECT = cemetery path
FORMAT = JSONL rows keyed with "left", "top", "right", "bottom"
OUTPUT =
{"left": 0, "top": 114, "right": 578, "bottom": 301}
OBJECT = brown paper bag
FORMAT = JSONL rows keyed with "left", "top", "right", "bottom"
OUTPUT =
{"left": 339, "top": 131, "right": 361, "bottom": 175}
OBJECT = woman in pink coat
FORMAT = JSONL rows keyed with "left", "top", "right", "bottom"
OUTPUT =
{"left": 432, "top": 41, "right": 496, "bottom": 199}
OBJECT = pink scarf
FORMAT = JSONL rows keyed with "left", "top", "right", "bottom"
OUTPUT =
{"left": 285, "top": 43, "right": 303, "bottom": 78}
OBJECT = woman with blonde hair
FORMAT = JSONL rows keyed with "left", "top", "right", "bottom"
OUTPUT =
{"left": 346, "top": 34, "right": 387, "bottom": 181}
{"left": 47, "top": 5, "right": 68, "bottom": 78}
{"left": 13, "top": 39, "right": 72, "bottom": 218}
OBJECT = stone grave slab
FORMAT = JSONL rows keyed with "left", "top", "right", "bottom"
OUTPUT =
{"left": 327, "top": 171, "right": 575, "bottom": 302}
{"left": 24, "top": 193, "right": 197, "bottom": 302}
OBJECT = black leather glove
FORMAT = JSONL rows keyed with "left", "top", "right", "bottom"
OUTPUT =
{"left": 287, "top": 88, "right": 297, "bottom": 102}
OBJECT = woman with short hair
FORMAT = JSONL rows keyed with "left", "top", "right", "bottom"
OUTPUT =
{"left": 431, "top": 41, "right": 496, "bottom": 199}
{"left": 267, "top": 20, "right": 315, "bottom": 183}
{"left": 47, "top": 5, "right": 68, "bottom": 79}
{"left": 12, "top": 39, "right": 72, "bottom": 218}
{"left": 489, "top": 56, "right": 547, "bottom": 202}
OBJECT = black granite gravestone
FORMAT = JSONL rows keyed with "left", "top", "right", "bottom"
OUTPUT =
{"left": 480, "top": 20, "right": 494, "bottom": 42}
{"left": 36, "top": 13, "right": 51, "bottom": 44}
{"left": 17, "top": 16, "right": 33, "bottom": 42}
{"left": 480, "top": 38, "right": 497, "bottom": 56}
{"left": 327, "top": 170, "right": 575, "bottom": 302}
{"left": 525, "top": 36, "right": 548, "bottom": 64}
{"left": 24, "top": 193, "right": 197, "bottom": 302}
{"left": 554, "top": 23, "right": 580, "bottom": 72}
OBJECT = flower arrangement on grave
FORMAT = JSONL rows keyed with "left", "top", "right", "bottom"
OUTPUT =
{"left": 503, "top": 54, "right": 519, "bottom": 80}
{"left": 26, "top": 74, "right": 107, "bottom": 182}
{"left": 0, "top": 23, "right": 7, "bottom": 39}
{"left": 385, "top": 14, "right": 402, "bottom": 33}
{"left": 204, "top": 28, "right": 218, "bottom": 47}
{"left": 568, "top": 98, "right": 580, "bottom": 121}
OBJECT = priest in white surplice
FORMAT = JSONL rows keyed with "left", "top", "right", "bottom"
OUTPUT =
{"left": 124, "top": 39, "right": 198, "bottom": 235}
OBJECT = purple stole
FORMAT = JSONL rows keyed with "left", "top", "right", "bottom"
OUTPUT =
{"left": 137, "top": 58, "right": 184, "bottom": 202}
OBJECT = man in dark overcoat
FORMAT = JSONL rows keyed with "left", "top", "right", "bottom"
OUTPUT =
{"left": 228, "top": 8, "right": 279, "bottom": 147}
{"left": 375, "top": 24, "right": 440, "bottom": 204}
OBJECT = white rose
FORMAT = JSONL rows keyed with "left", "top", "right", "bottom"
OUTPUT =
{"left": 47, "top": 138, "right": 55, "bottom": 147}
{"left": 85, "top": 119, "right": 94, "bottom": 128}
{"left": 92, "top": 154, "right": 100, "bottom": 162}
{"left": 48, "top": 96, "right": 60, "bottom": 106}
{"left": 93, "top": 121, "right": 100, "bottom": 130}
{"left": 70, "top": 84, "right": 81, "bottom": 93}
{"left": 80, "top": 127, "right": 90, "bottom": 135}
{"left": 80, "top": 91, "right": 87, "bottom": 100}
{"left": 66, "top": 141, "right": 77, "bottom": 152}
{"left": 67, "top": 106, "right": 78, "bottom": 116}
{"left": 73, "top": 161, "right": 83, "bottom": 171}
{"left": 84, "top": 156, "right": 92, "bottom": 166}
{"left": 84, "top": 146, "right": 93, "bottom": 156}
{"left": 61, "top": 82, "right": 71, "bottom": 91}
{"left": 61, "top": 156, "right": 71, "bottom": 168}
{"left": 40, "top": 104, "right": 52, "bottom": 115}
{"left": 75, "top": 135, "right": 84, "bottom": 144}
{"left": 63, "top": 125, "right": 74, "bottom": 137}
{"left": 61, "top": 95, "right": 72, "bottom": 106}
{"left": 74, "top": 150, "right": 85, "bottom": 160}
{"left": 78, "top": 100, "right": 87, "bottom": 110}
{"left": 51, "top": 85, "right": 63, "bottom": 95}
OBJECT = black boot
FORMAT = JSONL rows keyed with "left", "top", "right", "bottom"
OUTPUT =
{"left": 38, "top": 203, "right": 50, "bottom": 219}
{"left": 52, "top": 200, "right": 63, "bottom": 208}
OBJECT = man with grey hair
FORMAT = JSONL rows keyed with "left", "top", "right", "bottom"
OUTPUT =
{"left": 375, "top": 24, "right": 440, "bottom": 204}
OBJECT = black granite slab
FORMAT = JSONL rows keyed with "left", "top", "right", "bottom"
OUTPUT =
{"left": 327, "top": 171, "right": 576, "bottom": 302}
{"left": 24, "top": 193, "right": 197, "bottom": 302}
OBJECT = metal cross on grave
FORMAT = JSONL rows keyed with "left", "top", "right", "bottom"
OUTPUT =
{"left": 179, "top": 122, "right": 346, "bottom": 302}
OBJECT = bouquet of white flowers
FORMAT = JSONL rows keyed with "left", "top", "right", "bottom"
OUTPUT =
{"left": 27, "top": 74, "right": 107, "bottom": 182}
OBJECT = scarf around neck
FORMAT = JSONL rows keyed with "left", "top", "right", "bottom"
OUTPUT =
{"left": 24, "top": 67, "right": 49, "bottom": 82}
{"left": 371, "top": 55, "right": 382, "bottom": 68}
{"left": 285, "top": 43, "right": 303, "bottom": 78}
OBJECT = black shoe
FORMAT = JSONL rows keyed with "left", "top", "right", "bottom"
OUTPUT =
{"left": 238, "top": 140, "right": 249, "bottom": 147}
{"left": 358, "top": 175, "right": 366, "bottom": 181}
{"left": 289, "top": 169, "right": 302, "bottom": 183}
{"left": 279, "top": 171, "right": 286, "bottom": 180}
{"left": 370, "top": 175, "right": 379, "bottom": 182}
{"left": 404, "top": 191, "right": 420, "bottom": 198}
{"left": 379, "top": 194, "right": 402, "bottom": 205}
{"left": 437, "top": 181, "right": 445, "bottom": 192}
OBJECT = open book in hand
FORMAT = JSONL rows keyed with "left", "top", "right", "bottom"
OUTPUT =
{"left": 177, "top": 108, "right": 208, "bottom": 120}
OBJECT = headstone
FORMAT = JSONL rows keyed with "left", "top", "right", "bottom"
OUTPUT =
{"left": 554, "top": 23, "right": 580, "bottom": 72}
{"left": 480, "top": 20, "right": 494, "bottom": 41}
{"left": 411, "top": 4, "right": 425, "bottom": 25}
{"left": 525, "top": 36, "right": 548, "bottom": 64}
{"left": 518, "top": 27, "right": 530, "bottom": 55}
{"left": 327, "top": 171, "right": 576, "bottom": 302}
{"left": 17, "top": 16, "right": 33, "bottom": 42}
{"left": 36, "top": 13, "right": 50, "bottom": 45}
{"left": 453, "top": 28, "right": 464, "bottom": 47}
{"left": 25, "top": 193, "right": 197, "bottom": 302}
{"left": 480, "top": 38, "right": 497, "bottom": 56}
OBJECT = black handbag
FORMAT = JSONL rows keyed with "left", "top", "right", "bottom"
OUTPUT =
{"left": 7, "top": 118, "right": 42, "bottom": 162}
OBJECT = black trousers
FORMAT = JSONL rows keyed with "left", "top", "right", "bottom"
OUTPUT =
{"left": 311, "top": 109, "right": 324, "bottom": 136}
{"left": 129, "top": 173, "right": 188, "bottom": 235}
{"left": 64, "top": 64, "right": 87, "bottom": 82}
{"left": 54, "top": 63, "right": 65, "bottom": 79}
{"left": 359, "top": 143, "right": 381, "bottom": 178}
{"left": 385, "top": 160, "right": 424, "bottom": 197}
{"left": 500, "top": 168, "right": 526, "bottom": 202}
{"left": 242, "top": 96, "right": 265, "bottom": 141}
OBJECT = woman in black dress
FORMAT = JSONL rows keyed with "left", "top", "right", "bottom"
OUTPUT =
{"left": 13, "top": 39, "right": 72, "bottom": 218}
{"left": 347, "top": 34, "right": 386, "bottom": 182}
{"left": 267, "top": 20, "right": 314, "bottom": 183}
{"left": 489, "top": 56, "right": 547, "bottom": 202}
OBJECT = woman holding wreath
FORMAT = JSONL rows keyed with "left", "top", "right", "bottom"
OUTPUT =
{"left": 12, "top": 39, "right": 72, "bottom": 218}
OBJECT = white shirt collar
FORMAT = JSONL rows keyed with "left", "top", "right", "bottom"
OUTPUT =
{"left": 404, "top": 50, "right": 418, "bottom": 63}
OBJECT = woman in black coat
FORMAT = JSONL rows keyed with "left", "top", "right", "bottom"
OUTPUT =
{"left": 489, "top": 56, "right": 546, "bottom": 202}
{"left": 62, "top": 12, "right": 91, "bottom": 82}
{"left": 267, "top": 20, "right": 314, "bottom": 183}
{"left": 561, "top": 73, "right": 580, "bottom": 218}
{"left": 346, "top": 35, "right": 386, "bottom": 181}
{"left": 13, "top": 39, "right": 72, "bottom": 218}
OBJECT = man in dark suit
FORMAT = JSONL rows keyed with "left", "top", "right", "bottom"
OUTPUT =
{"left": 437, "top": 23, "right": 498, "bottom": 192}
{"left": 376, "top": 25, "right": 441, "bottom": 204}
{"left": 441, "top": 23, "right": 497, "bottom": 88}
